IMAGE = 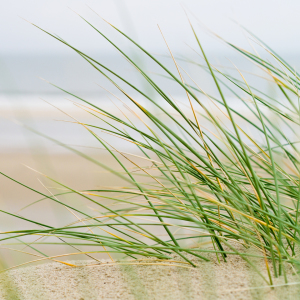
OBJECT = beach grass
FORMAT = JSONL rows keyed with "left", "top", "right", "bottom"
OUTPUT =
{"left": 1, "top": 12, "right": 300, "bottom": 287}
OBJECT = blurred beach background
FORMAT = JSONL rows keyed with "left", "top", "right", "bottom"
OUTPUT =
{"left": 1, "top": 0, "right": 300, "bottom": 265}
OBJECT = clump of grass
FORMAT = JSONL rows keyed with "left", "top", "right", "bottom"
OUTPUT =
{"left": 1, "top": 14, "right": 300, "bottom": 284}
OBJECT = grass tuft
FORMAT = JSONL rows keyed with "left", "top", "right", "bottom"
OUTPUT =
{"left": 2, "top": 15, "right": 300, "bottom": 284}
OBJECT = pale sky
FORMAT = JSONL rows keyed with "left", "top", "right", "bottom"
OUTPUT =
{"left": 1, "top": 0, "right": 300, "bottom": 55}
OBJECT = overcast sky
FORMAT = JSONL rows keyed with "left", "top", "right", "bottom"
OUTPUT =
{"left": 1, "top": 0, "right": 300, "bottom": 56}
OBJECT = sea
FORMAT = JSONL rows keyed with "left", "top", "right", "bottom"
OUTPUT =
{"left": 1, "top": 52, "right": 299, "bottom": 154}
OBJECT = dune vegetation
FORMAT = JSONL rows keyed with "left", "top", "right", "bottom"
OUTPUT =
{"left": 1, "top": 13, "right": 300, "bottom": 287}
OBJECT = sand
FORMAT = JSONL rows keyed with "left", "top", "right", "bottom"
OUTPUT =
{"left": 1, "top": 155, "right": 300, "bottom": 299}
{"left": 1, "top": 154, "right": 300, "bottom": 299}
{"left": 0, "top": 251, "right": 299, "bottom": 300}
